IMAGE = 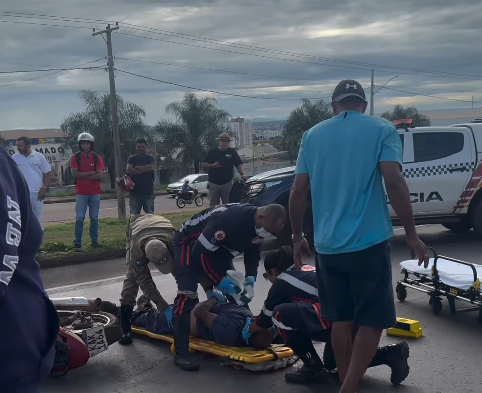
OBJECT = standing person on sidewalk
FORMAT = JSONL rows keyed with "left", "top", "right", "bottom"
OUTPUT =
{"left": 70, "top": 132, "right": 105, "bottom": 249}
{"left": 289, "top": 79, "right": 428, "bottom": 393}
{"left": 1, "top": 145, "right": 59, "bottom": 393}
{"left": 126, "top": 138, "right": 156, "bottom": 214}
{"left": 12, "top": 136, "right": 52, "bottom": 224}
{"left": 202, "top": 133, "right": 247, "bottom": 206}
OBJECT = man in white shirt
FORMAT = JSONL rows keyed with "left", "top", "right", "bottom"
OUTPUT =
{"left": 12, "top": 136, "right": 52, "bottom": 223}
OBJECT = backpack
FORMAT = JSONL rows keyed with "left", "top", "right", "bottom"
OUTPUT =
{"left": 73, "top": 152, "right": 99, "bottom": 185}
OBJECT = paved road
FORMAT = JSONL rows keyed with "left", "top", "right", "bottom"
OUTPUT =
{"left": 40, "top": 225, "right": 482, "bottom": 393}
{"left": 41, "top": 195, "right": 203, "bottom": 225}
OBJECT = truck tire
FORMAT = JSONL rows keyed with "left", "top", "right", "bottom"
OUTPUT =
{"left": 471, "top": 201, "right": 482, "bottom": 237}
{"left": 442, "top": 222, "right": 472, "bottom": 232}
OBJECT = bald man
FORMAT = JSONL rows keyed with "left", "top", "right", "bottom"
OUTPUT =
{"left": 171, "top": 203, "right": 286, "bottom": 371}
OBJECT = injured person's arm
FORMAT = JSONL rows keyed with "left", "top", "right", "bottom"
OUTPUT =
{"left": 193, "top": 297, "right": 218, "bottom": 329}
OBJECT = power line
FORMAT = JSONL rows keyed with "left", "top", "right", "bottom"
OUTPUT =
{"left": 115, "top": 68, "right": 331, "bottom": 101}
{"left": 0, "top": 65, "right": 104, "bottom": 75}
{"left": 2, "top": 11, "right": 482, "bottom": 80}
{"left": 115, "top": 56, "right": 336, "bottom": 83}
{"left": 375, "top": 85, "right": 482, "bottom": 104}
{"left": 0, "top": 58, "right": 105, "bottom": 89}
{"left": 0, "top": 19, "right": 93, "bottom": 29}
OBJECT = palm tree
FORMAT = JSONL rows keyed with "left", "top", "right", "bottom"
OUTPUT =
{"left": 155, "top": 93, "right": 231, "bottom": 173}
{"left": 381, "top": 105, "right": 431, "bottom": 127}
{"left": 61, "top": 90, "right": 150, "bottom": 188}
{"left": 281, "top": 99, "right": 333, "bottom": 162}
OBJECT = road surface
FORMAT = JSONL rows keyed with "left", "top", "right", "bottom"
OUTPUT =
{"left": 42, "top": 195, "right": 202, "bottom": 225}
{"left": 41, "top": 225, "right": 482, "bottom": 393}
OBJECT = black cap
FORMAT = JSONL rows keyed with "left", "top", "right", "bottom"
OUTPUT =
{"left": 332, "top": 79, "right": 367, "bottom": 102}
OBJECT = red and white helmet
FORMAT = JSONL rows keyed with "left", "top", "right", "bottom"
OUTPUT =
{"left": 117, "top": 175, "right": 135, "bottom": 192}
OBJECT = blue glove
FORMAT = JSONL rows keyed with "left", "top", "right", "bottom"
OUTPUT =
{"left": 272, "top": 326, "right": 279, "bottom": 338}
{"left": 206, "top": 289, "right": 225, "bottom": 303}
{"left": 242, "top": 318, "right": 252, "bottom": 345}
{"left": 163, "top": 306, "right": 173, "bottom": 328}
{"left": 216, "top": 277, "right": 236, "bottom": 297}
{"left": 244, "top": 276, "right": 255, "bottom": 287}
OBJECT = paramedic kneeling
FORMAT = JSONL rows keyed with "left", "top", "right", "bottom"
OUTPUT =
{"left": 171, "top": 203, "right": 286, "bottom": 371}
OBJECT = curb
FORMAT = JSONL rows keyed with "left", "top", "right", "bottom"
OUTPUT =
{"left": 38, "top": 249, "right": 126, "bottom": 269}
{"left": 44, "top": 190, "right": 167, "bottom": 204}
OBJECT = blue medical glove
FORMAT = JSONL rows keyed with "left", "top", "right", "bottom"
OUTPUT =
{"left": 206, "top": 289, "right": 225, "bottom": 303}
{"left": 163, "top": 306, "right": 174, "bottom": 328}
{"left": 242, "top": 318, "right": 252, "bottom": 345}
{"left": 216, "top": 277, "right": 236, "bottom": 297}
{"left": 272, "top": 326, "right": 279, "bottom": 338}
{"left": 244, "top": 276, "right": 255, "bottom": 287}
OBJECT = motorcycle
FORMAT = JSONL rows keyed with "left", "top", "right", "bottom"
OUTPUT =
{"left": 176, "top": 188, "right": 204, "bottom": 208}
{"left": 50, "top": 297, "right": 123, "bottom": 377}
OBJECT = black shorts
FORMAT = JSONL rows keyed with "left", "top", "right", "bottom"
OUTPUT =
{"left": 316, "top": 240, "right": 396, "bottom": 329}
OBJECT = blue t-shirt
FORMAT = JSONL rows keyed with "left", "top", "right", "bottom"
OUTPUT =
{"left": 294, "top": 110, "right": 402, "bottom": 255}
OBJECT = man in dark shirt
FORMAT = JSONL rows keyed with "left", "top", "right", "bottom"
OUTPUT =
{"left": 202, "top": 133, "right": 247, "bottom": 206}
{"left": 126, "top": 138, "right": 156, "bottom": 214}
{"left": 0, "top": 145, "right": 59, "bottom": 393}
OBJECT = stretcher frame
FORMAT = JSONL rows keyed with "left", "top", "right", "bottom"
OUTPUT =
{"left": 396, "top": 247, "right": 482, "bottom": 323}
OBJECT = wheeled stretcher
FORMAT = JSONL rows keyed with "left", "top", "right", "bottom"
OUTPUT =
{"left": 396, "top": 248, "right": 482, "bottom": 322}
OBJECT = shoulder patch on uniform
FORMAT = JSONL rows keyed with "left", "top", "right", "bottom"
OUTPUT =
{"left": 214, "top": 231, "right": 226, "bottom": 241}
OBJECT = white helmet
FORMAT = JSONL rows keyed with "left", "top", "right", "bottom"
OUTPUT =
{"left": 77, "top": 132, "right": 94, "bottom": 143}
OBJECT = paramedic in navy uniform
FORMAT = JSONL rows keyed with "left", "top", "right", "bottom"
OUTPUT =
{"left": 0, "top": 145, "right": 59, "bottom": 393}
{"left": 171, "top": 202, "right": 286, "bottom": 372}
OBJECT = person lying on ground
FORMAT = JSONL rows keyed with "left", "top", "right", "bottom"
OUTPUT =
{"left": 248, "top": 246, "right": 410, "bottom": 386}
{"left": 102, "top": 292, "right": 273, "bottom": 349}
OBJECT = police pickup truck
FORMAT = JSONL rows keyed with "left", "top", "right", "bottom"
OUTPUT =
{"left": 233, "top": 119, "right": 482, "bottom": 246}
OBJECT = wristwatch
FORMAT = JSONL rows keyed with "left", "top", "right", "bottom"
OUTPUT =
{"left": 292, "top": 233, "right": 306, "bottom": 243}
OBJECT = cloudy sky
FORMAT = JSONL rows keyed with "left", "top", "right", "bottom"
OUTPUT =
{"left": 0, "top": 0, "right": 481, "bottom": 129}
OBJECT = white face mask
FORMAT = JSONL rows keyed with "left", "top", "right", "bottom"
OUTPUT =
{"left": 255, "top": 224, "right": 272, "bottom": 238}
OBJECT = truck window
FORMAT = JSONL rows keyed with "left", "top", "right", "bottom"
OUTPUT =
{"left": 413, "top": 132, "right": 464, "bottom": 163}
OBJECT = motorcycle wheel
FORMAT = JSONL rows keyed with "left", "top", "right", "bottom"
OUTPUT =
{"left": 57, "top": 310, "right": 122, "bottom": 346}
{"left": 176, "top": 198, "right": 186, "bottom": 208}
{"left": 194, "top": 195, "right": 204, "bottom": 206}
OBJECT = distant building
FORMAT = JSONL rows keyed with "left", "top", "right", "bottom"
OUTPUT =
{"left": 226, "top": 117, "right": 253, "bottom": 149}
{"left": 0, "top": 128, "right": 71, "bottom": 186}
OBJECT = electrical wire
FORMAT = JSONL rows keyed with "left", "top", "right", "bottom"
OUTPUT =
{"left": 375, "top": 85, "right": 481, "bottom": 104}
{"left": 0, "top": 19, "right": 93, "bottom": 29}
{"left": 115, "top": 56, "right": 336, "bottom": 83}
{"left": 0, "top": 58, "right": 105, "bottom": 89}
{"left": 115, "top": 68, "right": 331, "bottom": 100}
{"left": 0, "top": 66, "right": 104, "bottom": 75}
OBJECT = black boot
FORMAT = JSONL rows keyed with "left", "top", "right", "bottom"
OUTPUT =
{"left": 370, "top": 341, "right": 410, "bottom": 385}
{"left": 119, "top": 305, "right": 134, "bottom": 345}
{"left": 173, "top": 314, "right": 199, "bottom": 371}
{"left": 284, "top": 336, "right": 326, "bottom": 384}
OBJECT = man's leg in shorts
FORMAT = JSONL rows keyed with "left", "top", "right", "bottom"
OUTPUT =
{"left": 219, "top": 181, "right": 233, "bottom": 204}
{"left": 317, "top": 241, "right": 396, "bottom": 393}
{"left": 273, "top": 303, "right": 331, "bottom": 383}
{"left": 119, "top": 261, "right": 140, "bottom": 344}
{"left": 208, "top": 182, "right": 221, "bottom": 206}
{"left": 172, "top": 231, "right": 200, "bottom": 371}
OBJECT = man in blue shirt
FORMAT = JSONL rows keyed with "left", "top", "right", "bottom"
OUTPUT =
{"left": 289, "top": 80, "right": 428, "bottom": 393}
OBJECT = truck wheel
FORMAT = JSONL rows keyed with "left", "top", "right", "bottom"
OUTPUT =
{"left": 442, "top": 222, "right": 472, "bottom": 232}
{"left": 471, "top": 201, "right": 482, "bottom": 237}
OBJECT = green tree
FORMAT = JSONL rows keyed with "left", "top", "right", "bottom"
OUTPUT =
{"left": 281, "top": 99, "right": 333, "bottom": 162}
{"left": 155, "top": 93, "right": 230, "bottom": 173}
{"left": 381, "top": 104, "right": 431, "bottom": 127}
{"left": 60, "top": 90, "right": 150, "bottom": 188}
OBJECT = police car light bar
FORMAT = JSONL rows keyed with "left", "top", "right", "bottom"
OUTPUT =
{"left": 391, "top": 119, "right": 414, "bottom": 129}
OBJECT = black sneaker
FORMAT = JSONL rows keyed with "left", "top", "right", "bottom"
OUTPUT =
{"left": 91, "top": 241, "right": 101, "bottom": 248}
{"left": 285, "top": 365, "right": 326, "bottom": 384}
{"left": 73, "top": 243, "right": 81, "bottom": 249}
{"left": 119, "top": 333, "right": 133, "bottom": 345}
{"left": 388, "top": 341, "right": 410, "bottom": 385}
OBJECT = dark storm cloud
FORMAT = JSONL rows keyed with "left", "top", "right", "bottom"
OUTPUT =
{"left": 0, "top": 0, "right": 480, "bottom": 128}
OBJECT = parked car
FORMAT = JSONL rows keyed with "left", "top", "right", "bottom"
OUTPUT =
{"left": 235, "top": 119, "right": 482, "bottom": 247}
{"left": 167, "top": 174, "right": 209, "bottom": 197}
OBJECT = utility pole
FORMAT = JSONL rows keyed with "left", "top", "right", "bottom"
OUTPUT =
{"left": 370, "top": 69, "right": 375, "bottom": 116}
{"left": 93, "top": 23, "right": 126, "bottom": 221}
{"left": 472, "top": 96, "right": 474, "bottom": 109}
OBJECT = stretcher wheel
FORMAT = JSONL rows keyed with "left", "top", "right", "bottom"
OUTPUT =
{"left": 430, "top": 297, "right": 442, "bottom": 315}
{"left": 396, "top": 284, "right": 407, "bottom": 302}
